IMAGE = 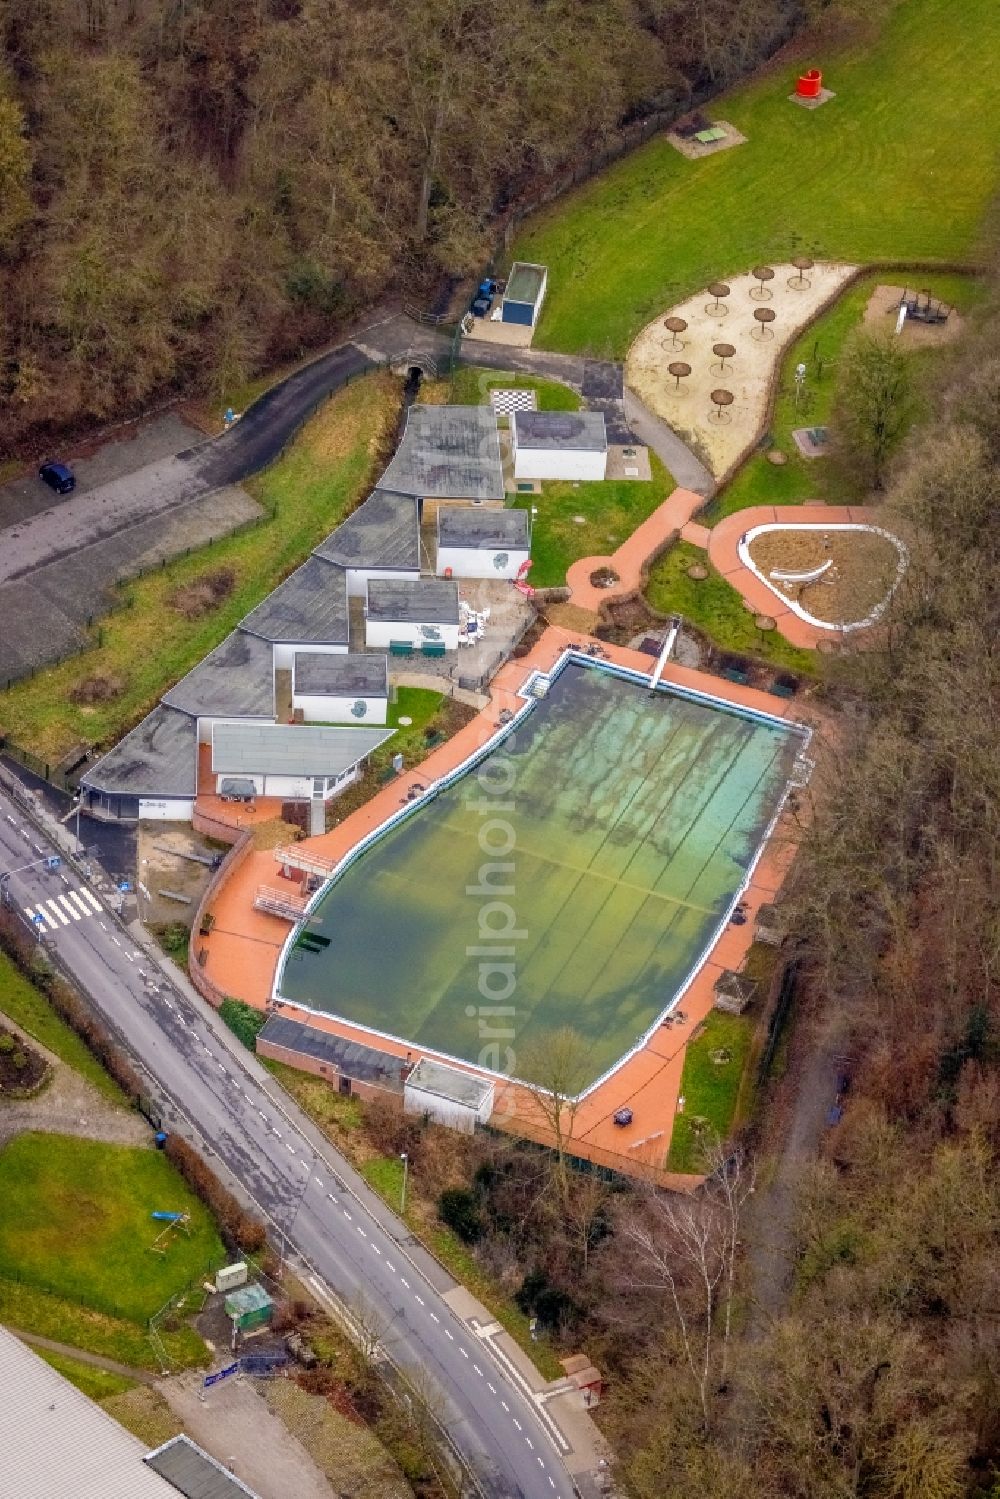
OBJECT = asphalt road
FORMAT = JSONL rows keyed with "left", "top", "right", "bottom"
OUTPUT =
{"left": 0, "top": 788, "right": 576, "bottom": 1499}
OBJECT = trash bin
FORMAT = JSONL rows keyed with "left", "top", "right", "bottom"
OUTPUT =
{"left": 796, "top": 68, "right": 822, "bottom": 99}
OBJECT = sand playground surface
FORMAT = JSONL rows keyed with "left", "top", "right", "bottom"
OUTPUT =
{"left": 625, "top": 261, "right": 857, "bottom": 478}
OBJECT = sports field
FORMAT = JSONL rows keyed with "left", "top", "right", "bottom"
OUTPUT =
{"left": 279, "top": 663, "right": 800, "bottom": 1090}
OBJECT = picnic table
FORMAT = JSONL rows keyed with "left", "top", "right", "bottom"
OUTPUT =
{"left": 695, "top": 125, "right": 727, "bottom": 144}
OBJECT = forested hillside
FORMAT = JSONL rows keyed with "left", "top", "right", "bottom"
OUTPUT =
{"left": 0, "top": 0, "right": 805, "bottom": 449}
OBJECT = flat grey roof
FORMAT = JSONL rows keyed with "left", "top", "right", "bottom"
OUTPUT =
{"left": 437, "top": 506, "right": 530, "bottom": 551}
{"left": 293, "top": 652, "right": 388, "bottom": 697}
{"left": 378, "top": 406, "right": 504, "bottom": 501}
{"left": 512, "top": 409, "right": 607, "bottom": 453}
{"left": 145, "top": 1435, "right": 260, "bottom": 1499}
{"left": 313, "top": 489, "right": 420, "bottom": 571}
{"left": 211, "top": 721, "right": 392, "bottom": 776}
{"left": 240, "top": 556, "right": 348, "bottom": 645}
{"left": 259, "top": 1015, "right": 406, "bottom": 1092}
{"left": 406, "top": 1056, "right": 494, "bottom": 1110}
{"left": 81, "top": 705, "right": 196, "bottom": 798}
{"left": 162, "top": 629, "right": 274, "bottom": 720}
{"left": 366, "top": 577, "right": 460, "bottom": 625}
{"left": 505, "top": 261, "right": 546, "bottom": 306}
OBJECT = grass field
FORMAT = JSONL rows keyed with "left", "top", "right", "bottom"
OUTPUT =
{"left": 445, "top": 367, "right": 580, "bottom": 410}
{"left": 0, "top": 1134, "right": 223, "bottom": 1325}
{"left": 513, "top": 0, "right": 1000, "bottom": 357}
{"left": 667, "top": 1010, "right": 754, "bottom": 1172}
{"left": 36, "top": 1348, "right": 137, "bottom": 1400}
{"left": 281, "top": 662, "right": 800, "bottom": 1086}
{"left": 0, "top": 952, "right": 124, "bottom": 1103}
{"left": 512, "top": 453, "right": 675, "bottom": 587}
{"left": 0, "top": 372, "right": 402, "bottom": 761}
{"left": 0, "top": 1273, "right": 206, "bottom": 1369}
{"left": 646, "top": 541, "right": 817, "bottom": 674}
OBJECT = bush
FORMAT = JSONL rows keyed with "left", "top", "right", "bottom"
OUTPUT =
{"left": 515, "top": 1269, "right": 578, "bottom": 1332}
{"left": 438, "top": 1186, "right": 482, "bottom": 1244}
{"left": 219, "top": 999, "right": 267, "bottom": 1051}
{"left": 0, "top": 1033, "right": 14, "bottom": 1055}
{"left": 163, "top": 1134, "right": 267, "bottom": 1256}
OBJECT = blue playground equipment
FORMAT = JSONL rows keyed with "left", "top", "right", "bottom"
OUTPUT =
{"left": 149, "top": 1209, "right": 191, "bottom": 1254}
{"left": 151, "top": 1211, "right": 184, "bottom": 1222}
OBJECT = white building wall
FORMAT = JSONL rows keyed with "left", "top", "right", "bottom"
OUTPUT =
{"left": 365, "top": 619, "right": 460, "bottom": 650}
{"left": 261, "top": 772, "right": 314, "bottom": 799}
{"left": 138, "top": 798, "right": 196, "bottom": 822}
{"left": 404, "top": 1087, "right": 478, "bottom": 1135}
{"left": 273, "top": 641, "right": 347, "bottom": 671}
{"left": 345, "top": 567, "right": 419, "bottom": 600}
{"left": 513, "top": 446, "right": 607, "bottom": 482}
{"left": 437, "top": 545, "right": 530, "bottom": 581}
{"left": 292, "top": 691, "right": 388, "bottom": 725}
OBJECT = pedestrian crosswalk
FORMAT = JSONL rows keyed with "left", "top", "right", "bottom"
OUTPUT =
{"left": 25, "top": 885, "right": 102, "bottom": 932}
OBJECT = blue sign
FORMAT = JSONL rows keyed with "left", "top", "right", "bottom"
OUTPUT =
{"left": 44, "top": 856, "right": 61, "bottom": 870}
{"left": 203, "top": 1360, "right": 239, "bottom": 1388}
{"left": 118, "top": 880, "right": 131, "bottom": 893}
{"left": 31, "top": 913, "right": 45, "bottom": 926}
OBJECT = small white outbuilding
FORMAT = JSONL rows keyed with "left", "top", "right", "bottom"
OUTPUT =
{"left": 511, "top": 409, "right": 608, "bottom": 483}
{"left": 292, "top": 652, "right": 389, "bottom": 725}
{"left": 436, "top": 506, "right": 531, "bottom": 580}
{"left": 403, "top": 1057, "right": 495, "bottom": 1134}
{"left": 364, "top": 577, "right": 461, "bottom": 653}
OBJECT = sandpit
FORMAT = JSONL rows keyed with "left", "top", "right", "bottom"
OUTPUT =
{"left": 625, "top": 262, "right": 857, "bottom": 478}
{"left": 741, "top": 522, "right": 906, "bottom": 629}
{"left": 863, "top": 284, "right": 964, "bottom": 347}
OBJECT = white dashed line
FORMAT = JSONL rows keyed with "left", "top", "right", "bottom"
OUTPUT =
{"left": 327, "top": 1192, "right": 336, "bottom": 1202}
{"left": 429, "top": 1312, "right": 439, "bottom": 1323}
{"left": 258, "top": 1109, "right": 267, "bottom": 1120}
{"left": 314, "top": 1177, "right": 322, "bottom": 1185}
{"left": 385, "top": 1262, "right": 395, "bottom": 1273}
{"left": 343, "top": 1210, "right": 352, "bottom": 1221}
{"left": 125, "top": 950, "right": 135, "bottom": 962}
{"left": 459, "top": 1347, "right": 469, "bottom": 1360}
{"left": 110, "top": 934, "right": 121, "bottom": 946}
{"left": 537, "top": 1457, "right": 545, "bottom": 1469}
{"left": 548, "top": 1478, "right": 556, "bottom": 1489}
{"left": 513, "top": 1419, "right": 521, "bottom": 1431}
{"left": 501, "top": 1401, "right": 509, "bottom": 1412}
{"left": 488, "top": 1383, "right": 496, "bottom": 1395}
{"left": 526, "top": 1438, "right": 533, "bottom": 1450}
{"left": 371, "top": 1244, "right": 381, "bottom": 1256}
{"left": 99, "top": 921, "right": 107, "bottom": 930}
{"left": 444, "top": 1329, "right": 454, "bottom": 1341}
{"left": 357, "top": 1228, "right": 366, "bottom": 1239}
{"left": 286, "top": 1143, "right": 296, "bottom": 1154}
{"left": 473, "top": 1365, "right": 483, "bottom": 1377}
{"left": 400, "top": 1277, "right": 409, "bottom": 1289}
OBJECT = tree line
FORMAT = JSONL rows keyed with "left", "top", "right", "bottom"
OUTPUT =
{"left": 0, "top": 0, "right": 836, "bottom": 452}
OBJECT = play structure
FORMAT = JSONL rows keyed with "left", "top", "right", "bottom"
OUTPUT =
{"left": 897, "top": 288, "right": 951, "bottom": 326}
{"left": 796, "top": 68, "right": 823, "bottom": 99}
{"left": 769, "top": 559, "right": 833, "bottom": 585}
{"left": 149, "top": 1210, "right": 191, "bottom": 1255}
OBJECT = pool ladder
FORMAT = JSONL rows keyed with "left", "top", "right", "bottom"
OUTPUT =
{"left": 648, "top": 617, "right": 680, "bottom": 694}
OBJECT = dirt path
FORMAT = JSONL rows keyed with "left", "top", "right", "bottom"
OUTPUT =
{"left": 8, "top": 1327, "right": 156, "bottom": 1383}
{"left": 0, "top": 1015, "right": 149, "bottom": 1150}
{"left": 745, "top": 991, "right": 848, "bottom": 1323}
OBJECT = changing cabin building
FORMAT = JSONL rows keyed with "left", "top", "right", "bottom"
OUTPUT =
{"left": 364, "top": 577, "right": 461, "bottom": 653}
{"left": 436, "top": 505, "right": 531, "bottom": 580}
{"left": 378, "top": 405, "right": 505, "bottom": 518}
{"left": 511, "top": 409, "right": 608, "bottom": 483}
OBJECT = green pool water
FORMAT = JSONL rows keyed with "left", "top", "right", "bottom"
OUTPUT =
{"left": 278, "top": 661, "right": 800, "bottom": 1091}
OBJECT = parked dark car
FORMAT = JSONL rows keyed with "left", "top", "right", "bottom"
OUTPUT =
{"left": 38, "top": 460, "right": 75, "bottom": 494}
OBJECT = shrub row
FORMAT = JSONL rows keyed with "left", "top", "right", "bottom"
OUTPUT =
{"left": 163, "top": 1133, "right": 267, "bottom": 1257}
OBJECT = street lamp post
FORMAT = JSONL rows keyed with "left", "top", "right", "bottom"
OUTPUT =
{"left": 400, "top": 1152, "right": 409, "bottom": 1215}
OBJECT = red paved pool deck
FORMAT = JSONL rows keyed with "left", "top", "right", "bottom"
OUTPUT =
{"left": 704, "top": 504, "right": 880, "bottom": 648}
{"left": 565, "top": 487, "right": 705, "bottom": 611}
{"left": 197, "top": 624, "right": 811, "bottom": 1182}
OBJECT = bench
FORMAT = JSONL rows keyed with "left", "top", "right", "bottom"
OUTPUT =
{"left": 421, "top": 641, "right": 447, "bottom": 658}
{"left": 389, "top": 640, "right": 414, "bottom": 657}
{"left": 695, "top": 125, "right": 726, "bottom": 144}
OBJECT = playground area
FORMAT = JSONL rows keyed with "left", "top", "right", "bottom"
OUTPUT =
{"left": 625, "top": 261, "right": 857, "bottom": 477}
{"left": 744, "top": 523, "right": 906, "bottom": 629}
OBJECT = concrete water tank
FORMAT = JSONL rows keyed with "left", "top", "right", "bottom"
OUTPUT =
{"left": 797, "top": 68, "right": 823, "bottom": 99}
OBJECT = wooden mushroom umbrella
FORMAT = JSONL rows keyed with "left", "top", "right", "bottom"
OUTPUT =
{"left": 755, "top": 614, "right": 777, "bottom": 646}
{"left": 789, "top": 255, "right": 814, "bottom": 289}
{"left": 710, "top": 388, "right": 734, "bottom": 422}
{"left": 705, "top": 281, "right": 731, "bottom": 316}
{"left": 663, "top": 316, "right": 688, "bottom": 350}
{"left": 668, "top": 360, "right": 691, "bottom": 391}
{"left": 750, "top": 265, "right": 775, "bottom": 300}
{"left": 752, "top": 305, "right": 777, "bottom": 339}
{"left": 711, "top": 341, "right": 736, "bottom": 374}
{"left": 687, "top": 562, "right": 709, "bottom": 581}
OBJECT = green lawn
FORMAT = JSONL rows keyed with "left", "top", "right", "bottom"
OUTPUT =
{"left": 36, "top": 1348, "right": 137, "bottom": 1400}
{"left": 0, "top": 952, "right": 124, "bottom": 1104}
{"left": 0, "top": 1275, "right": 206, "bottom": 1369}
{"left": 705, "top": 271, "right": 984, "bottom": 523}
{"left": 667, "top": 1011, "right": 754, "bottom": 1172}
{"left": 0, "top": 372, "right": 402, "bottom": 762}
{"left": 0, "top": 1134, "right": 223, "bottom": 1324}
{"left": 513, "top": 0, "right": 1000, "bottom": 357}
{"left": 645, "top": 540, "right": 816, "bottom": 674}
{"left": 446, "top": 367, "right": 580, "bottom": 411}
{"left": 513, "top": 453, "right": 675, "bottom": 587}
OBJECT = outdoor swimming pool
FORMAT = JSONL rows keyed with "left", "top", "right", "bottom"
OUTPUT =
{"left": 277, "top": 658, "right": 804, "bottom": 1093}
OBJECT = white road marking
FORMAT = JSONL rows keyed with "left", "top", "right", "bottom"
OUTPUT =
{"left": 327, "top": 1193, "right": 336, "bottom": 1202}
{"left": 501, "top": 1401, "right": 509, "bottom": 1412}
{"left": 526, "top": 1437, "right": 533, "bottom": 1449}
{"left": 124, "top": 950, "right": 134, "bottom": 962}
{"left": 80, "top": 889, "right": 101, "bottom": 912}
{"left": 537, "top": 1457, "right": 545, "bottom": 1468}
{"left": 488, "top": 1383, "right": 496, "bottom": 1395}
{"left": 400, "top": 1277, "right": 409, "bottom": 1289}
{"left": 429, "top": 1312, "right": 439, "bottom": 1323}
{"left": 513, "top": 1419, "right": 522, "bottom": 1431}
{"left": 343, "top": 1210, "right": 352, "bottom": 1220}
{"left": 414, "top": 1295, "right": 424, "bottom": 1306}
{"left": 357, "top": 1228, "right": 366, "bottom": 1238}
{"left": 548, "top": 1478, "right": 556, "bottom": 1489}
{"left": 272, "top": 1129, "right": 281, "bottom": 1138}
{"left": 67, "top": 890, "right": 91, "bottom": 917}
{"left": 314, "top": 1177, "right": 322, "bottom": 1185}
{"left": 473, "top": 1365, "right": 483, "bottom": 1377}
{"left": 55, "top": 894, "right": 81, "bottom": 921}
{"left": 99, "top": 921, "right": 107, "bottom": 930}
{"left": 45, "top": 900, "right": 69, "bottom": 926}
{"left": 258, "top": 1109, "right": 267, "bottom": 1119}
{"left": 385, "top": 1262, "right": 395, "bottom": 1273}
{"left": 24, "top": 908, "right": 49, "bottom": 931}
{"left": 371, "top": 1244, "right": 381, "bottom": 1256}
{"left": 111, "top": 935, "right": 121, "bottom": 947}
{"left": 459, "top": 1347, "right": 469, "bottom": 1360}
{"left": 445, "top": 1329, "right": 454, "bottom": 1341}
